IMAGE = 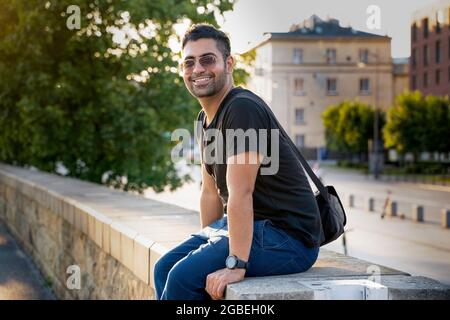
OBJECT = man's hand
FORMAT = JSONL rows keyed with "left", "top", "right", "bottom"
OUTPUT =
{"left": 205, "top": 268, "right": 246, "bottom": 300}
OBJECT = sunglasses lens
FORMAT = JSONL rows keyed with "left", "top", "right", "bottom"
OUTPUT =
{"left": 199, "top": 55, "right": 216, "bottom": 67}
{"left": 182, "top": 60, "right": 195, "bottom": 70}
{"left": 181, "top": 55, "right": 217, "bottom": 72}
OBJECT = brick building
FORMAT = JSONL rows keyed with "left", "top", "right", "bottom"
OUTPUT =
{"left": 410, "top": 0, "right": 450, "bottom": 96}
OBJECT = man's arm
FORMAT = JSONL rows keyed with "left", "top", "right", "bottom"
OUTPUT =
{"left": 199, "top": 164, "right": 224, "bottom": 228}
{"left": 206, "top": 151, "right": 262, "bottom": 299}
{"left": 226, "top": 151, "right": 262, "bottom": 265}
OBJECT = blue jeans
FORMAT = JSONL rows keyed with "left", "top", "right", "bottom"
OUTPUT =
{"left": 154, "top": 216, "right": 319, "bottom": 300}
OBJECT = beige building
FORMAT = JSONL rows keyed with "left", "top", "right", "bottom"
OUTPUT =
{"left": 248, "top": 15, "right": 403, "bottom": 157}
{"left": 393, "top": 58, "right": 410, "bottom": 99}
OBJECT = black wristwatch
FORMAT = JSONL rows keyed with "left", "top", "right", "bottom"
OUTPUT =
{"left": 225, "top": 255, "right": 248, "bottom": 270}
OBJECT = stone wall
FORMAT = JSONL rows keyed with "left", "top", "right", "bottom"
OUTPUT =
{"left": 1, "top": 163, "right": 449, "bottom": 300}
{"left": 0, "top": 164, "right": 173, "bottom": 299}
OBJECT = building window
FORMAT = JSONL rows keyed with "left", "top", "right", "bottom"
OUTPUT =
{"left": 295, "top": 108, "right": 305, "bottom": 124}
{"left": 412, "top": 23, "right": 417, "bottom": 42}
{"left": 326, "top": 48, "right": 336, "bottom": 64}
{"left": 436, "top": 40, "right": 441, "bottom": 63}
{"left": 295, "top": 134, "right": 305, "bottom": 148}
{"left": 412, "top": 75, "right": 417, "bottom": 90}
{"left": 293, "top": 48, "right": 303, "bottom": 64}
{"left": 359, "top": 78, "right": 370, "bottom": 94}
{"left": 359, "top": 49, "right": 369, "bottom": 63}
{"left": 423, "top": 45, "right": 429, "bottom": 66}
{"left": 436, "top": 69, "right": 441, "bottom": 85}
{"left": 423, "top": 18, "right": 429, "bottom": 38}
{"left": 293, "top": 78, "right": 305, "bottom": 95}
{"left": 326, "top": 78, "right": 337, "bottom": 94}
{"left": 424, "top": 72, "right": 428, "bottom": 88}
{"left": 412, "top": 48, "right": 417, "bottom": 68}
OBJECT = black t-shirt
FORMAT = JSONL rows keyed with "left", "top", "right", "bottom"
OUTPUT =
{"left": 195, "top": 87, "right": 322, "bottom": 248}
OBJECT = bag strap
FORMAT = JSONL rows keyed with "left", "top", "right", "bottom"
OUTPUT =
{"left": 228, "top": 91, "right": 330, "bottom": 200}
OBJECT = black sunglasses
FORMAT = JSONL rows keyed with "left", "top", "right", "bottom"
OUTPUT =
{"left": 180, "top": 54, "right": 217, "bottom": 72}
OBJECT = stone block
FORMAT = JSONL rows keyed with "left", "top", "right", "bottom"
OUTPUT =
{"left": 119, "top": 224, "right": 138, "bottom": 272}
{"left": 94, "top": 215, "right": 103, "bottom": 249}
{"left": 62, "top": 200, "right": 75, "bottom": 225}
{"left": 79, "top": 208, "right": 89, "bottom": 235}
{"left": 133, "top": 235, "right": 154, "bottom": 284}
{"left": 110, "top": 223, "right": 122, "bottom": 261}
{"left": 88, "top": 212, "right": 96, "bottom": 241}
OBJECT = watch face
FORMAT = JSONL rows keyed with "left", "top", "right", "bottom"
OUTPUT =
{"left": 226, "top": 256, "right": 237, "bottom": 269}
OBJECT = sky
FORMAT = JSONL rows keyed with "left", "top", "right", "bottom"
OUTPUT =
{"left": 217, "top": 0, "right": 440, "bottom": 57}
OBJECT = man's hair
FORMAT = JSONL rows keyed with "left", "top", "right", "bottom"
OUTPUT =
{"left": 182, "top": 24, "right": 231, "bottom": 59}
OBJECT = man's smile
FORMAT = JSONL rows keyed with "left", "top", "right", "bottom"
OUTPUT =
{"left": 191, "top": 76, "right": 213, "bottom": 87}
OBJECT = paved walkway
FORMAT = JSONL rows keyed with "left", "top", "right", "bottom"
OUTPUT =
{"left": 0, "top": 220, "right": 55, "bottom": 300}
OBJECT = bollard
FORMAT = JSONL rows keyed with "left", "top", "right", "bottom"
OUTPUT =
{"left": 412, "top": 204, "right": 425, "bottom": 222}
{"left": 387, "top": 201, "right": 397, "bottom": 217}
{"left": 442, "top": 209, "right": 450, "bottom": 229}
{"left": 412, "top": 205, "right": 424, "bottom": 223}
{"left": 366, "top": 197, "right": 375, "bottom": 212}
{"left": 348, "top": 194, "right": 355, "bottom": 208}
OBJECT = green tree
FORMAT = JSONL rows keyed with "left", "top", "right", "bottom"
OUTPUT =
{"left": 0, "top": 0, "right": 236, "bottom": 193}
{"left": 384, "top": 91, "right": 426, "bottom": 158}
{"left": 322, "top": 101, "right": 381, "bottom": 159}
{"left": 384, "top": 91, "right": 450, "bottom": 160}
{"left": 423, "top": 94, "right": 450, "bottom": 154}
{"left": 233, "top": 48, "right": 256, "bottom": 86}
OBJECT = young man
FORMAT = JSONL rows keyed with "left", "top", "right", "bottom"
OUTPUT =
{"left": 154, "top": 24, "right": 322, "bottom": 300}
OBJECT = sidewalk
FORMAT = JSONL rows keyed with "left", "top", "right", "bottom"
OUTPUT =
{"left": 0, "top": 220, "right": 55, "bottom": 300}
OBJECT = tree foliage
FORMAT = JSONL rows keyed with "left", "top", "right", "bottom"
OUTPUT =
{"left": 383, "top": 91, "right": 450, "bottom": 156}
{"left": 0, "top": 0, "right": 238, "bottom": 193}
{"left": 322, "top": 101, "right": 381, "bottom": 155}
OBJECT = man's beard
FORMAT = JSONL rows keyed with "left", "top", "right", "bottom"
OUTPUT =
{"left": 188, "top": 69, "right": 227, "bottom": 98}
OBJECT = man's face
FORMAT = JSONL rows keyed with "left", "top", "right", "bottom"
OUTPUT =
{"left": 181, "top": 38, "right": 231, "bottom": 98}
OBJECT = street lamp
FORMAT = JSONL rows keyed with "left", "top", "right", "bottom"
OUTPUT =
{"left": 358, "top": 49, "right": 382, "bottom": 179}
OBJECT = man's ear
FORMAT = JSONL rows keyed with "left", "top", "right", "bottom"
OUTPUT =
{"left": 226, "top": 55, "right": 235, "bottom": 75}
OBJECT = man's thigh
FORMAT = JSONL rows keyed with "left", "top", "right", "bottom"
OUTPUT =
{"left": 156, "top": 216, "right": 228, "bottom": 277}
{"left": 156, "top": 235, "right": 208, "bottom": 275}
{"left": 168, "top": 235, "right": 230, "bottom": 286}
{"left": 246, "top": 219, "right": 319, "bottom": 277}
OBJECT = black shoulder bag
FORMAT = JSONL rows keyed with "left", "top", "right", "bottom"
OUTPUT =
{"left": 229, "top": 91, "right": 347, "bottom": 246}
{"left": 276, "top": 122, "right": 347, "bottom": 246}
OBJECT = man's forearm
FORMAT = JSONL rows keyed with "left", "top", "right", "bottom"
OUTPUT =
{"left": 200, "top": 192, "right": 224, "bottom": 228}
{"left": 227, "top": 192, "right": 253, "bottom": 263}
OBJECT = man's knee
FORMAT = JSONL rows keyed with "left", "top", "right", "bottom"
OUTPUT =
{"left": 154, "top": 253, "right": 174, "bottom": 282}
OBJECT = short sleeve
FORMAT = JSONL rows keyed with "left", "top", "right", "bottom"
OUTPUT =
{"left": 222, "top": 98, "right": 269, "bottom": 160}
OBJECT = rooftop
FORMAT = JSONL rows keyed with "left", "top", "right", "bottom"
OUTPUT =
{"left": 265, "top": 15, "right": 390, "bottom": 41}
